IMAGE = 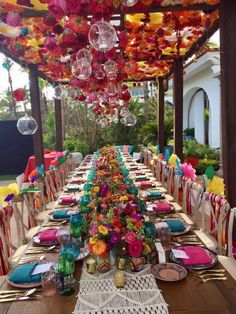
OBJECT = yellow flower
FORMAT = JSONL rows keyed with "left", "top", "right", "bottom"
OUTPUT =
{"left": 143, "top": 243, "right": 152, "bottom": 255}
{"left": 93, "top": 186, "right": 100, "bottom": 193}
{"left": 119, "top": 195, "right": 128, "bottom": 202}
{"left": 98, "top": 225, "right": 108, "bottom": 235}
{"left": 89, "top": 237, "right": 97, "bottom": 245}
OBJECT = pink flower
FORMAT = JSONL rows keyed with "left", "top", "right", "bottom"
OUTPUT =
{"left": 6, "top": 11, "right": 21, "bottom": 27}
{"left": 89, "top": 222, "right": 98, "bottom": 236}
{"left": 128, "top": 239, "right": 143, "bottom": 258}
{"left": 44, "top": 37, "right": 57, "bottom": 51}
{"left": 181, "top": 163, "right": 196, "bottom": 181}
{"left": 125, "top": 232, "right": 136, "bottom": 244}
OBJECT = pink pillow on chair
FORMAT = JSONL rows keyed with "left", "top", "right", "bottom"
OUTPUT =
{"left": 123, "top": 145, "right": 130, "bottom": 154}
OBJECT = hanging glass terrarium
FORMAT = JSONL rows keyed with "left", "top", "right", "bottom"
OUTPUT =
{"left": 89, "top": 20, "right": 117, "bottom": 52}
{"left": 17, "top": 114, "right": 38, "bottom": 135}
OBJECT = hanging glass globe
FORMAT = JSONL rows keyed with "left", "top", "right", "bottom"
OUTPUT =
{"left": 89, "top": 21, "right": 117, "bottom": 52}
{"left": 17, "top": 114, "right": 38, "bottom": 135}
{"left": 87, "top": 111, "right": 95, "bottom": 120}
{"left": 124, "top": 113, "right": 137, "bottom": 126}
{"left": 61, "top": 90, "right": 69, "bottom": 100}
{"left": 68, "top": 87, "right": 78, "bottom": 100}
{"left": 54, "top": 85, "right": 62, "bottom": 99}
{"left": 76, "top": 48, "right": 93, "bottom": 64}
{"left": 113, "top": 116, "right": 119, "bottom": 124}
{"left": 72, "top": 59, "right": 92, "bottom": 80}
{"left": 104, "top": 60, "right": 117, "bottom": 74}
{"left": 121, "top": 0, "right": 138, "bottom": 7}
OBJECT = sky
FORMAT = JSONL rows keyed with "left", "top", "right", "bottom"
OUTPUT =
{"left": 0, "top": 30, "right": 220, "bottom": 96}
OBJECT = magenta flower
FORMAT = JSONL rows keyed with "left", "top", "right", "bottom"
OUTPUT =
{"left": 89, "top": 222, "right": 98, "bottom": 236}
{"left": 128, "top": 239, "right": 143, "bottom": 258}
{"left": 6, "top": 11, "right": 21, "bottom": 27}
{"left": 125, "top": 232, "right": 136, "bottom": 244}
{"left": 110, "top": 232, "right": 121, "bottom": 245}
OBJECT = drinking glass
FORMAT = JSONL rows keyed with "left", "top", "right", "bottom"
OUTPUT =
{"left": 57, "top": 228, "right": 71, "bottom": 246}
{"left": 157, "top": 226, "right": 171, "bottom": 249}
{"left": 57, "top": 252, "right": 75, "bottom": 296}
{"left": 41, "top": 270, "right": 57, "bottom": 296}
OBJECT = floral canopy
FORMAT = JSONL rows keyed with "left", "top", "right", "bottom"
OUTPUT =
{"left": 0, "top": 0, "right": 219, "bottom": 89}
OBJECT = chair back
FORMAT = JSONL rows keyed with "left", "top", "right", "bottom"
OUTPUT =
{"left": 226, "top": 207, "right": 236, "bottom": 258}
{"left": 202, "top": 192, "right": 231, "bottom": 255}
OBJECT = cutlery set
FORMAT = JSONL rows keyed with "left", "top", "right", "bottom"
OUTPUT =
{"left": 0, "top": 288, "right": 41, "bottom": 303}
{"left": 25, "top": 245, "right": 60, "bottom": 255}
{"left": 42, "top": 220, "right": 67, "bottom": 227}
{"left": 191, "top": 269, "right": 227, "bottom": 283}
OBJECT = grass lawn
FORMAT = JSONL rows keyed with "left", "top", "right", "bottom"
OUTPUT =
{"left": 0, "top": 175, "right": 18, "bottom": 181}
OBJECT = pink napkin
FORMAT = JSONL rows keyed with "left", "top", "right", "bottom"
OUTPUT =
{"left": 71, "top": 179, "right": 83, "bottom": 184}
{"left": 59, "top": 196, "right": 76, "bottom": 204}
{"left": 153, "top": 202, "right": 172, "bottom": 212}
{"left": 179, "top": 246, "right": 212, "bottom": 265}
{"left": 39, "top": 229, "right": 58, "bottom": 243}
{"left": 141, "top": 181, "right": 153, "bottom": 188}
{"left": 134, "top": 171, "right": 143, "bottom": 175}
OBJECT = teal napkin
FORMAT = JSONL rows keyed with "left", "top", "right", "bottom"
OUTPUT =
{"left": 67, "top": 185, "right": 80, "bottom": 191}
{"left": 165, "top": 219, "right": 186, "bottom": 232}
{"left": 9, "top": 262, "right": 41, "bottom": 283}
{"left": 148, "top": 190, "right": 162, "bottom": 197}
{"left": 53, "top": 210, "right": 69, "bottom": 219}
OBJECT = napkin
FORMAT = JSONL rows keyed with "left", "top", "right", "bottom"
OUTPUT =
{"left": 59, "top": 196, "right": 76, "bottom": 204}
{"left": 133, "top": 171, "right": 143, "bottom": 175}
{"left": 9, "top": 262, "right": 41, "bottom": 283}
{"left": 140, "top": 181, "right": 153, "bottom": 188}
{"left": 148, "top": 190, "right": 162, "bottom": 198}
{"left": 165, "top": 219, "right": 186, "bottom": 232}
{"left": 39, "top": 229, "right": 58, "bottom": 243}
{"left": 66, "top": 185, "right": 80, "bottom": 191}
{"left": 179, "top": 246, "right": 212, "bottom": 265}
{"left": 153, "top": 202, "right": 172, "bottom": 212}
{"left": 52, "top": 210, "right": 69, "bottom": 219}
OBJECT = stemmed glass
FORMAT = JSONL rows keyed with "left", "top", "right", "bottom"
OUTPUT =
{"left": 57, "top": 252, "right": 75, "bottom": 296}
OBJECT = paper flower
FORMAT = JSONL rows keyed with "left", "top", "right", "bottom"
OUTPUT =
{"left": 98, "top": 225, "right": 109, "bottom": 235}
{"left": 168, "top": 153, "right": 180, "bottom": 168}
{"left": 124, "top": 231, "right": 136, "bottom": 244}
{"left": 181, "top": 162, "right": 196, "bottom": 181}
{"left": 13, "top": 88, "right": 25, "bottom": 102}
{"left": 206, "top": 176, "right": 225, "bottom": 196}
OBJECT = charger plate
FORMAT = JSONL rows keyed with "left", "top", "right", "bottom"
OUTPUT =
{"left": 7, "top": 260, "right": 49, "bottom": 288}
{"left": 152, "top": 263, "right": 187, "bottom": 281}
{"left": 169, "top": 244, "right": 218, "bottom": 270}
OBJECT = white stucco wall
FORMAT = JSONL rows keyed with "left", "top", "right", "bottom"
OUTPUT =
{"left": 169, "top": 52, "right": 221, "bottom": 148}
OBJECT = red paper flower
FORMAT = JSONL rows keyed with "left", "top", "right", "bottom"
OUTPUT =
{"left": 48, "top": 0, "right": 67, "bottom": 20}
{"left": 128, "top": 239, "right": 143, "bottom": 258}
{"left": 6, "top": 11, "right": 21, "bottom": 27}
{"left": 13, "top": 88, "right": 25, "bottom": 102}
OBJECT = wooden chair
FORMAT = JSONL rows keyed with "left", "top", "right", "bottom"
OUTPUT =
{"left": 0, "top": 205, "right": 28, "bottom": 272}
{"left": 218, "top": 208, "right": 236, "bottom": 280}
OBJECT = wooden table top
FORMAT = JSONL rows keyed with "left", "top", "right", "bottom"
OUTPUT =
{"left": 1, "top": 160, "right": 236, "bottom": 314}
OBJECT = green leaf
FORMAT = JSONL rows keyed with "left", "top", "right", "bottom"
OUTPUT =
{"left": 204, "top": 165, "right": 215, "bottom": 180}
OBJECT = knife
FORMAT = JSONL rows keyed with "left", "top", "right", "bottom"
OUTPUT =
{"left": 0, "top": 295, "right": 41, "bottom": 303}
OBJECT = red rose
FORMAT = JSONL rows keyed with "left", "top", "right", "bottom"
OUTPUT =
{"left": 13, "top": 88, "right": 25, "bottom": 102}
{"left": 128, "top": 239, "right": 143, "bottom": 258}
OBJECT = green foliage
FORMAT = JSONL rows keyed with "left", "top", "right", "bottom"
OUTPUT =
{"left": 183, "top": 128, "right": 195, "bottom": 137}
{"left": 43, "top": 109, "right": 55, "bottom": 150}
{"left": 195, "top": 158, "right": 220, "bottom": 175}
{"left": 64, "top": 138, "right": 89, "bottom": 156}
{"left": 183, "top": 140, "right": 220, "bottom": 160}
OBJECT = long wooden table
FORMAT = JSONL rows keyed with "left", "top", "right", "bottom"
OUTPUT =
{"left": 1, "top": 156, "right": 236, "bottom": 314}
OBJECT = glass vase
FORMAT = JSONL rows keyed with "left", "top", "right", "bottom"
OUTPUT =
{"left": 98, "top": 253, "right": 111, "bottom": 273}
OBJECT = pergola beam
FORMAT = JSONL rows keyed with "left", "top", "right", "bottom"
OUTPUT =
{"left": 157, "top": 77, "right": 165, "bottom": 153}
{"left": 0, "top": 3, "right": 219, "bottom": 19}
{"left": 54, "top": 97, "right": 63, "bottom": 152}
{"left": 29, "top": 65, "right": 44, "bottom": 167}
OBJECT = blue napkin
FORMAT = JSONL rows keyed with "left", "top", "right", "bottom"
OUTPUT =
{"left": 67, "top": 185, "right": 80, "bottom": 191}
{"left": 53, "top": 210, "right": 69, "bottom": 219}
{"left": 148, "top": 190, "right": 162, "bottom": 197}
{"left": 136, "top": 176, "right": 148, "bottom": 182}
{"left": 165, "top": 219, "right": 186, "bottom": 232}
{"left": 9, "top": 262, "right": 41, "bottom": 283}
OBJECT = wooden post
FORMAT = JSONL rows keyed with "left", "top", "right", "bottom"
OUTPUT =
{"left": 173, "top": 58, "right": 183, "bottom": 160}
{"left": 54, "top": 98, "right": 63, "bottom": 151}
{"left": 157, "top": 77, "right": 165, "bottom": 153}
{"left": 220, "top": 0, "right": 236, "bottom": 206}
{"left": 29, "top": 65, "right": 44, "bottom": 167}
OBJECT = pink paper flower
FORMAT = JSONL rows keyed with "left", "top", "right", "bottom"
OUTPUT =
{"left": 128, "top": 239, "right": 143, "bottom": 258}
{"left": 6, "top": 11, "right": 21, "bottom": 27}
{"left": 125, "top": 231, "right": 136, "bottom": 244}
{"left": 181, "top": 163, "right": 196, "bottom": 181}
{"left": 48, "top": 0, "right": 67, "bottom": 20}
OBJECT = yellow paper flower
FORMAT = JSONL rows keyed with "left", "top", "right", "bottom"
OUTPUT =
{"left": 98, "top": 225, "right": 108, "bottom": 235}
{"left": 168, "top": 153, "right": 180, "bottom": 168}
{"left": 206, "top": 176, "right": 225, "bottom": 196}
{"left": 119, "top": 195, "right": 128, "bottom": 202}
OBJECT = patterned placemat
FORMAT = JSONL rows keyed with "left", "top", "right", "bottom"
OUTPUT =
{"left": 73, "top": 265, "right": 169, "bottom": 314}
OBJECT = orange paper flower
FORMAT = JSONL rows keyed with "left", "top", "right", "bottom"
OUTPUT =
{"left": 92, "top": 240, "right": 107, "bottom": 257}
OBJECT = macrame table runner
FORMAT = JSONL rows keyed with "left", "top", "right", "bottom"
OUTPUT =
{"left": 73, "top": 264, "right": 169, "bottom": 314}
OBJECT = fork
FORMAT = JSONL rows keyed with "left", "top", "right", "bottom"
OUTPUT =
{"left": 194, "top": 273, "right": 226, "bottom": 279}
{"left": 192, "top": 269, "right": 225, "bottom": 275}
{"left": 201, "top": 277, "right": 227, "bottom": 283}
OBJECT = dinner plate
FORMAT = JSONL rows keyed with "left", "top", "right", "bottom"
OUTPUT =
{"left": 7, "top": 260, "right": 48, "bottom": 288}
{"left": 169, "top": 245, "right": 218, "bottom": 270}
{"left": 152, "top": 263, "right": 187, "bottom": 281}
{"left": 33, "top": 229, "right": 59, "bottom": 246}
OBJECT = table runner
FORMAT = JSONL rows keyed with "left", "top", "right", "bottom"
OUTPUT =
{"left": 73, "top": 265, "right": 169, "bottom": 314}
